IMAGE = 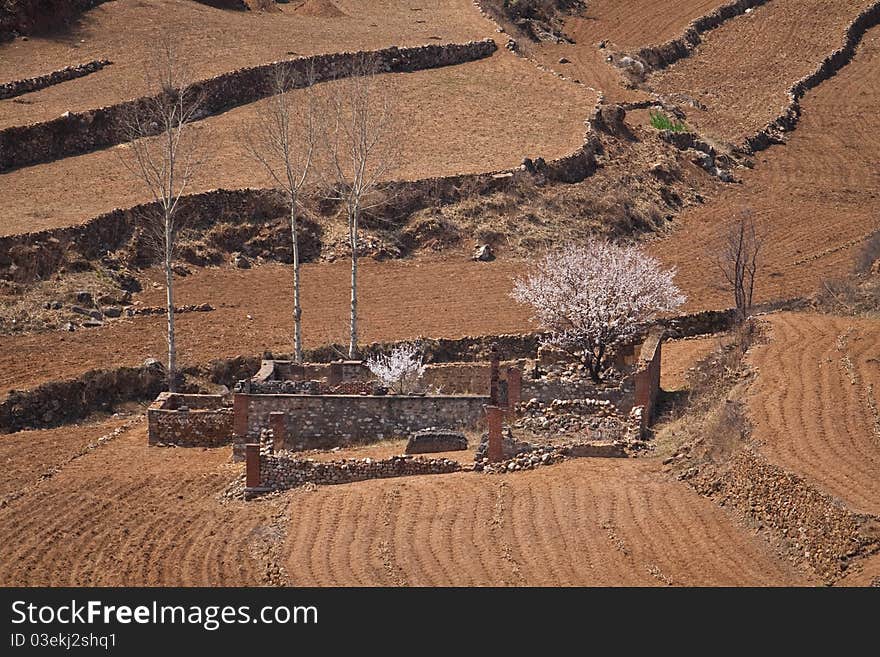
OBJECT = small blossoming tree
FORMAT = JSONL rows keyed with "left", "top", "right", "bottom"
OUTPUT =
{"left": 366, "top": 343, "right": 426, "bottom": 394}
{"left": 512, "top": 241, "right": 685, "bottom": 381}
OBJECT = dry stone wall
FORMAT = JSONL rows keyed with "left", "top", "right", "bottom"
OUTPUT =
{"left": 0, "top": 60, "right": 112, "bottom": 100}
{"left": 629, "top": 0, "right": 772, "bottom": 71}
{"left": 744, "top": 1, "right": 880, "bottom": 153}
{"left": 0, "top": 39, "right": 497, "bottom": 172}
{"left": 258, "top": 451, "right": 461, "bottom": 491}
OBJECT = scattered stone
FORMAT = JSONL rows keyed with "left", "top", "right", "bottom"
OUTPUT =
{"left": 558, "top": 57, "right": 570, "bottom": 64}
{"left": 103, "top": 306, "right": 122, "bottom": 318}
{"left": 81, "top": 319, "right": 103, "bottom": 328}
{"left": 233, "top": 253, "right": 251, "bottom": 269}
{"left": 74, "top": 290, "right": 93, "bottom": 306}
{"left": 87, "top": 309, "right": 103, "bottom": 321}
{"left": 70, "top": 305, "right": 91, "bottom": 316}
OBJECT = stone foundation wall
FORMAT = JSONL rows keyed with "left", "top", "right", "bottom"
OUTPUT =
{"left": 0, "top": 40, "right": 497, "bottom": 172}
{"left": 257, "top": 451, "right": 461, "bottom": 491}
{"left": 147, "top": 392, "right": 232, "bottom": 447}
{"left": 236, "top": 393, "right": 489, "bottom": 450}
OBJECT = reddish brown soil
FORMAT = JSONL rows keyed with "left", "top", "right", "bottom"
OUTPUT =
{"left": 651, "top": 0, "right": 874, "bottom": 144}
{"left": 0, "top": 421, "right": 811, "bottom": 585}
{"left": 651, "top": 22, "right": 880, "bottom": 310}
{"left": 0, "top": 423, "right": 282, "bottom": 586}
{"left": 0, "top": 259, "right": 531, "bottom": 393}
{"left": 746, "top": 312, "right": 880, "bottom": 516}
{"left": 0, "top": 0, "right": 495, "bottom": 127}
{"left": 661, "top": 335, "right": 725, "bottom": 391}
{"left": 0, "top": 414, "right": 130, "bottom": 499}
{"left": 0, "top": 51, "right": 594, "bottom": 236}
{"left": 282, "top": 457, "right": 810, "bottom": 585}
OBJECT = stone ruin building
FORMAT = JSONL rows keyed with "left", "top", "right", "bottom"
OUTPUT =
{"left": 147, "top": 329, "right": 664, "bottom": 493}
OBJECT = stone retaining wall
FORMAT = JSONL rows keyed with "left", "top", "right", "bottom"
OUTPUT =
{"left": 147, "top": 392, "right": 232, "bottom": 446}
{"left": 0, "top": 60, "right": 112, "bottom": 100}
{"left": 0, "top": 364, "right": 165, "bottom": 433}
{"left": 0, "top": 39, "right": 497, "bottom": 172}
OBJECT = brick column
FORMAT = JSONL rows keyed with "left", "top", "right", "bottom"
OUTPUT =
{"left": 489, "top": 345, "right": 500, "bottom": 405}
{"left": 506, "top": 367, "right": 521, "bottom": 413}
{"left": 245, "top": 443, "right": 261, "bottom": 488}
{"left": 233, "top": 393, "right": 249, "bottom": 438}
{"left": 486, "top": 405, "right": 503, "bottom": 463}
{"left": 328, "top": 361, "right": 343, "bottom": 387}
{"left": 269, "top": 412, "right": 285, "bottom": 452}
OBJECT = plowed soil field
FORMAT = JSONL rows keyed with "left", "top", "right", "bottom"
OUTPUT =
{"left": 0, "top": 421, "right": 811, "bottom": 586}
{"left": 746, "top": 312, "right": 880, "bottom": 516}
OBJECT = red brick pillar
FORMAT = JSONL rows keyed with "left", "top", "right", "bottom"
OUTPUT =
{"left": 269, "top": 412, "right": 285, "bottom": 452}
{"left": 506, "top": 367, "right": 521, "bottom": 413}
{"left": 233, "top": 393, "right": 249, "bottom": 438}
{"left": 489, "top": 346, "right": 500, "bottom": 405}
{"left": 245, "top": 443, "right": 261, "bottom": 488}
{"left": 486, "top": 405, "right": 503, "bottom": 463}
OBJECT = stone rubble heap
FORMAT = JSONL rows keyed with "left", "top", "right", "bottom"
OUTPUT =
{"left": 513, "top": 397, "right": 629, "bottom": 440}
{"left": 259, "top": 452, "right": 461, "bottom": 490}
{"left": 405, "top": 427, "right": 468, "bottom": 454}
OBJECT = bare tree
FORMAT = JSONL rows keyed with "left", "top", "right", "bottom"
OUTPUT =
{"left": 365, "top": 342, "right": 426, "bottom": 394}
{"left": 243, "top": 65, "right": 317, "bottom": 363}
{"left": 318, "top": 55, "right": 398, "bottom": 359}
{"left": 512, "top": 241, "right": 686, "bottom": 381}
{"left": 716, "top": 214, "right": 761, "bottom": 322}
{"left": 119, "top": 41, "right": 204, "bottom": 392}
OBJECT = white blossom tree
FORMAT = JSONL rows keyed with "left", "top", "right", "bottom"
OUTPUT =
{"left": 366, "top": 343, "right": 426, "bottom": 394}
{"left": 512, "top": 241, "right": 685, "bottom": 381}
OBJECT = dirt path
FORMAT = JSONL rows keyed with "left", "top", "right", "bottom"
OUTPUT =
{"left": 746, "top": 312, "right": 880, "bottom": 516}
{"left": 283, "top": 457, "right": 811, "bottom": 585}
{"left": 0, "top": 0, "right": 496, "bottom": 128}
{"left": 651, "top": 21, "right": 880, "bottom": 310}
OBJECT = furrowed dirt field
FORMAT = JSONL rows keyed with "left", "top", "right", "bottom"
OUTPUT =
{"left": 0, "top": 0, "right": 496, "bottom": 127}
{"left": 651, "top": 0, "right": 875, "bottom": 144}
{"left": 0, "top": 50, "right": 595, "bottom": 236}
{"left": 746, "top": 312, "right": 880, "bottom": 516}
{"left": 0, "top": 422, "right": 811, "bottom": 586}
{"left": 651, "top": 21, "right": 880, "bottom": 309}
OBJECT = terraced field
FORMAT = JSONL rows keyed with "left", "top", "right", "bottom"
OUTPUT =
{"left": 0, "top": 50, "right": 594, "bottom": 236}
{"left": 651, "top": 20, "right": 880, "bottom": 309}
{"left": 0, "top": 0, "right": 496, "bottom": 127}
{"left": 746, "top": 312, "right": 880, "bottom": 516}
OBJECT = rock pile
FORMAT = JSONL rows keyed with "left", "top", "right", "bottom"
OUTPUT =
{"left": 514, "top": 397, "right": 629, "bottom": 440}
{"left": 126, "top": 303, "right": 214, "bottom": 317}
{"left": 680, "top": 450, "right": 880, "bottom": 583}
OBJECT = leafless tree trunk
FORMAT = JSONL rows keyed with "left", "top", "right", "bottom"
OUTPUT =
{"left": 119, "top": 40, "right": 203, "bottom": 392}
{"left": 242, "top": 65, "right": 317, "bottom": 363}
{"left": 716, "top": 214, "right": 762, "bottom": 322}
{"left": 318, "top": 55, "right": 397, "bottom": 359}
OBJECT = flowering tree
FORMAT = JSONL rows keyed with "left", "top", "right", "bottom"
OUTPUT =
{"left": 366, "top": 343, "right": 426, "bottom": 394}
{"left": 512, "top": 241, "right": 685, "bottom": 381}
